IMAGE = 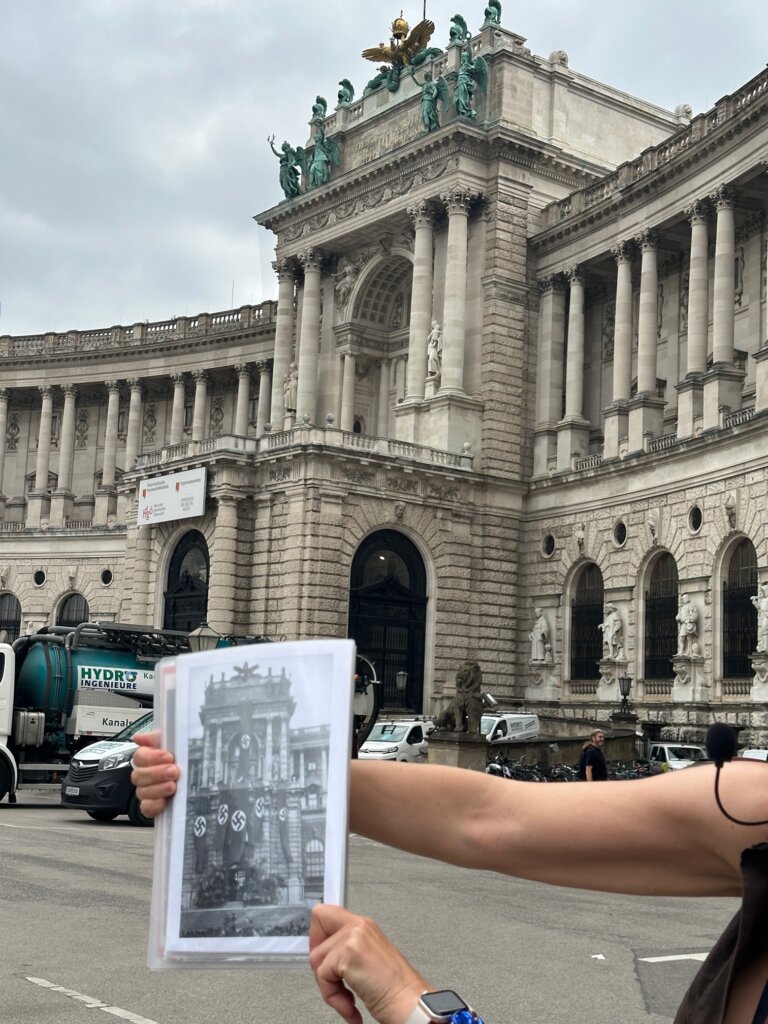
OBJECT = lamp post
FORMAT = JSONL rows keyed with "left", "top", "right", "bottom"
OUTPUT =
{"left": 187, "top": 621, "right": 221, "bottom": 652}
{"left": 617, "top": 674, "right": 633, "bottom": 715}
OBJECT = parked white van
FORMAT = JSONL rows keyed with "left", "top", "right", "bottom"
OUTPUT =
{"left": 481, "top": 713, "right": 540, "bottom": 743}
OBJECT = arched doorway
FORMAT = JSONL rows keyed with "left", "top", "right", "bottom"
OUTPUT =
{"left": 723, "top": 538, "right": 757, "bottom": 677}
{"left": 163, "top": 530, "right": 209, "bottom": 632}
{"left": 348, "top": 530, "right": 427, "bottom": 712}
{"left": 57, "top": 592, "right": 90, "bottom": 627}
{"left": 570, "top": 563, "right": 604, "bottom": 680}
{"left": 644, "top": 553, "right": 678, "bottom": 679}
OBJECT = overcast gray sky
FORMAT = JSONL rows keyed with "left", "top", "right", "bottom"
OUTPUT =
{"left": 1, "top": 0, "right": 766, "bottom": 337}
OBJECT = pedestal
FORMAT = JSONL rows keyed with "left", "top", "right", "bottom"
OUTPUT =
{"left": 532, "top": 425, "right": 557, "bottom": 477}
{"left": 702, "top": 364, "right": 745, "bottom": 430}
{"left": 602, "top": 402, "right": 629, "bottom": 459}
{"left": 556, "top": 416, "right": 590, "bottom": 471}
{"left": 426, "top": 730, "right": 488, "bottom": 771}
{"left": 750, "top": 652, "right": 768, "bottom": 701}
{"left": 628, "top": 393, "right": 665, "bottom": 452}
{"left": 597, "top": 659, "right": 627, "bottom": 703}
{"left": 675, "top": 375, "right": 704, "bottom": 439}
{"left": 94, "top": 486, "right": 117, "bottom": 526}
{"left": 525, "top": 662, "right": 561, "bottom": 701}
{"left": 49, "top": 489, "right": 75, "bottom": 528}
{"left": 671, "top": 654, "right": 708, "bottom": 702}
{"left": 25, "top": 491, "right": 50, "bottom": 529}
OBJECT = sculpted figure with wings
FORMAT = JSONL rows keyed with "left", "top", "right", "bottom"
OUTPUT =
{"left": 412, "top": 68, "right": 450, "bottom": 132}
{"left": 454, "top": 48, "right": 488, "bottom": 119}
{"left": 308, "top": 127, "right": 341, "bottom": 188}
{"left": 362, "top": 15, "right": 438, "bottom": 94}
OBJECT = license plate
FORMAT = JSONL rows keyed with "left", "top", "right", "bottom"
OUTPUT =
{"left": 65, "top": 786, "right": 79, "bottom": 796}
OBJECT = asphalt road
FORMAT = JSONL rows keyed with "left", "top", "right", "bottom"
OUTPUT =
{"left": 1, "top": 789, "right": 738, "bottom": 1024}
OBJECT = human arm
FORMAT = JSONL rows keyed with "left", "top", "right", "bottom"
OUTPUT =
{"left": 584, "top": 763, "right": 594, "bottom": 782}
{"left": 309, "top": 905, "right": 430, "bottom": 1024}
{"left": 350, "top": 758, "right": 768, "bottom": 898}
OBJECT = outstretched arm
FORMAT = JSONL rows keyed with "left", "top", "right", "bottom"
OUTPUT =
{"left": 350, "top": 758, "right": 768, "bottom": 897}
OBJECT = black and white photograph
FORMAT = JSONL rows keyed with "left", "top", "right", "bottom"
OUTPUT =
{"left": 154, "top": 639, "right": 354, "bottom": 965}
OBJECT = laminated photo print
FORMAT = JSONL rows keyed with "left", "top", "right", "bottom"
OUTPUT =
{"left": 150, "top": 638, "right": 354, "bottom": 966}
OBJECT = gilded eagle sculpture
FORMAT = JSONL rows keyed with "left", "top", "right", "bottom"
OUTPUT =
{"left": 362, "top": 14, "right": 442, "bottom": 94}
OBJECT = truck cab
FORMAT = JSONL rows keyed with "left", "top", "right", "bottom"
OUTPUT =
{"left": 480, "top": 713, "right": 541, "bottom": 743}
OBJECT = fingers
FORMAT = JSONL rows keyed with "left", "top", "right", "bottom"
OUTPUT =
{"left": 130, "top": 734, "right": 179, "bottom": 817}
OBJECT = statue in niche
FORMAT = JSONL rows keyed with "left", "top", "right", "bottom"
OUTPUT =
{"left": 308, "top": 127, "right": 341, "bottom": 188}
{"left": 676, "top": 593, "right": 700, "bottom": 656}
{"left": 267, "top": 136, "right": 303, "bottom": 200}
{"left": 334, "top": 259, "right": 358, "bottom": 310}
{"left": 426, "top": 321, "right": 442, "bottom": 376}
{"left": 482, "top": 0, "right": 502, "bottom": 26}
{"left": 598, "top": 604, "right": 624, "bottom": 661}
{"left": 283, "top": 363, "right": 298, "bottom": 413}
{"left": 751, "top": 583, "right": 768, "bottom": 653}
{"left": 454, "top": 48, "right": 488, "bottom": 120}
{"left": 529, "top": 608, "right": 550, "bottom": 663}
{"left": 412, "top": 68, "right": 449, "bottom": 132}
{"left": 337, "top": 79, "right": 355, "bottom": 105}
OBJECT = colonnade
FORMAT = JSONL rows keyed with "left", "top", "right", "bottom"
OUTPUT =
{"left": 1, "top": 362, "right": 272, "bottom": 529}
{"left": 270, "top": 187, "right": 481, "bottom": 433}
{"left": 534, "top": 183, "right": 766, "bottom": 475}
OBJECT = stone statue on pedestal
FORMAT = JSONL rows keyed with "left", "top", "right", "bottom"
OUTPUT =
{"left": 426, "top": 321, "right": 442, "bottom": 376}
{"left": 435, "top": 661, "right": 483, "bottom": 733}
{"left": 529, "top": 607, "right": 550, "bottom": 663}
{"left": 598, "top": 604, "right": 624, "bottom": 660}
{"left": 482, "top": 0, "right": 502, "bottom": 27}
{"left": 676, "top": 593, "right": 699, "bottom": 656}
{"left": 283, "top": 363, "right": 298, "bottom": 413}
{"left": 751, "top": 583, "right": 768, "bottom": 653}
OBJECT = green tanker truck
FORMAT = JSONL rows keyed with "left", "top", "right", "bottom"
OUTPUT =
{"left": 0, "top": 621, "right": 197, "bottom": 803}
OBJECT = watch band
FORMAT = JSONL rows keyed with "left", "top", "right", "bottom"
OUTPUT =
{"left": 405, "top": 992, "right": 484, "bottom": 1024}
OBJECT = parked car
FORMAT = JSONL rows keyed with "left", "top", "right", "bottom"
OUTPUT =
{"left": 61, "top": 711, "right": 154, "bottom": 825}
{"left": 648, "top": 742, "right": 709, "bottom": 770}
{"left": 357, "top": 718, "right": 435, "bottom": 762}
{"left": 740, "top": 748, "right": 768, "bottom": 761}
{"left": 480, "top": 713, "right": 540, "bottom": 743}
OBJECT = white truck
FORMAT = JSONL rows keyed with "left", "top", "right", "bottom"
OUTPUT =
{"left": 481, "top": 713, "right": 541, "bottom": 743}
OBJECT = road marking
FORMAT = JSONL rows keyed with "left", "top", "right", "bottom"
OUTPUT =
{"left": 25, "top": 977, "right": 160, "bottom": 1023}
{"left": 639, "top": 953, "right": 709, "bottom": 963}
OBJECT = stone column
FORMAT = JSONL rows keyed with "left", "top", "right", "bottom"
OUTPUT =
{"left": 124, "top": 378, "right": 143, "bottom": 471}
{"left": 49, "top": 384, "right": 78, "bottom": 526}
{"left": 677, "top": 201, "right": 709, "bottom": 438}
{"left": 440, "top": 188, "right": 473, "bottom": 395}
{"left": 169, "top": 373, "right": 186, "bottom": 445}
{"left": 703, "top": 184, "right": 744, "bottom": 428}
{"left": 234, "top": 364, "right": 250, "bottom": 436}
{"left": 270, "top": 260, "right": 297, "bottom": 427}
{"left": 0, "top": 389, "right": 9, "bottom": 507}
{"left": 191, "top": 371, "right": 208, "bottom": 442}
{"left": 207, "top": 494, "right": 240, "bottom": 636}
{"left": 27, "top": 385, "right": 54, "bottom": 528}
{"left": 256, "top": 362, "right": 272, "bottom": 436}
{"left": 340, "top": 352, "right": 356, "bottom": 432}
{"left": 296, "top": 249, "right": 323, "bottom": 424}
{"left": 556, "top": 267, "right": 590, "bottom": 470}
{"left": 377, "top": 359, "right": 391, "bottom": 436}
{"left": 604, "top": 242, "right": 633, "bottom": 458}
{"left": 533, "top": 276, "right": 566, "bottom": 475}
{"left": 94, "top": 379, "right": 121, "bottom": 525}
{"left": 628, "top": 230, "right": 664, "bottom": 450}
{"left": 405, "top": 201, "right": 434, "bottom": 402}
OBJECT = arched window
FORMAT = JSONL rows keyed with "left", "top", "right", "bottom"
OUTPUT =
{"left": 723, "top": 539, "right": 757, "bottom": 677}
{"left": 0, "top": 593, "right": 22, "bottom": 643}
{"left": 570, "top": 564, "right": 604, "bottom": 680}
{"left": 644, "top": 554, "right": 678, "bottom": 679}
{"left": 304, "top": 837, "right": 324, "bottom": 885}
{"left": 163, "top": 530, "right": 209, "bottom": 632}
{"left": 57, "top": 593, "right": 90, "bottom": 627}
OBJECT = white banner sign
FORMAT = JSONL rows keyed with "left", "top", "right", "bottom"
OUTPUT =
{"left": 137, "top": 467, "right": 207, "bottom": 526}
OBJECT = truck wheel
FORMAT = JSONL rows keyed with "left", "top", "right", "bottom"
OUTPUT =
{"left": 0, "top": 760, "right": 11, "bottom": 803}
{"left": 87, "top": 810, "right": 119, "bottom": 822}
{"left": 128, "top": 790, "right": 153, "bottom": 827}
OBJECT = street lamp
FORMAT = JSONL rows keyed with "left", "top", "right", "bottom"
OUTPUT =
{"left": 617, "top": 674, "right": 633, "bottom": 715}
{"left": 395, "top": 670, "right": 408, "bottom": 693}
{"left": 187, "top": 621, "right": 221, "bottom": 652}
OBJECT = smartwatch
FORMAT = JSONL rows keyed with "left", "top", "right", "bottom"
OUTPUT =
{"left": 405, "top": 990, "right": 475, "bottom": 1023}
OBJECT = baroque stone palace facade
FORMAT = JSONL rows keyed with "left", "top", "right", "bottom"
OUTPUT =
{"left": 1, "top": 19, "right": 767, "bottom": 744}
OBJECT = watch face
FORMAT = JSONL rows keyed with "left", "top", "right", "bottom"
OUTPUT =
{"left": 422, "top": 990, "right": 469, "bottom": 1017}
